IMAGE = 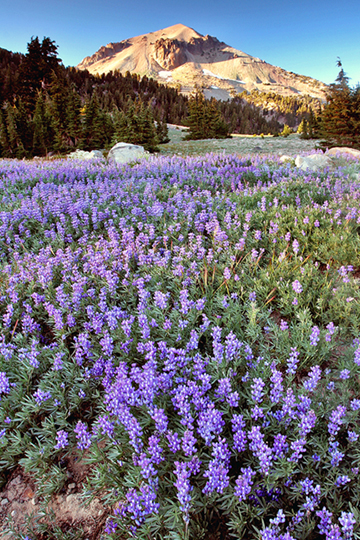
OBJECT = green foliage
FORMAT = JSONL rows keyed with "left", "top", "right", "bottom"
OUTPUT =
{"left": 184, "top": 90, "right": 230, "bottom": 140}
{"left": 111, "top": 99, "right": 159, "bottom": 152}
{"left": 320, "top": 59, "right": 360, "bottom": 149}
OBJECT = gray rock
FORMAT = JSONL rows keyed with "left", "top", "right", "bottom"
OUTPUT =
{"left": 295, "top": 153, "right": 332, "bottom": 171}
{"left": 107, "top": 142, "right": 147, "bottom": 165}
{"left": 0, "top": 498, "right": 8, "bottom": 505}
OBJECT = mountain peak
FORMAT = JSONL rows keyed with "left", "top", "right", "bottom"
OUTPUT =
{"left": 77, "top": 25, "right": 327, "bottom": 100}
{"left": 153, "top": 24, "right": 203, "bottom": 41}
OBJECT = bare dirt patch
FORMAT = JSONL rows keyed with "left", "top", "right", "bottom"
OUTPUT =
{"left": 0, "top": 455, "right": 109, "bottom": 539}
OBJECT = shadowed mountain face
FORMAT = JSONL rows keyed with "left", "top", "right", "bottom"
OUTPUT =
{"left": 77, "top": 23, "right": 327, "bottom": 100}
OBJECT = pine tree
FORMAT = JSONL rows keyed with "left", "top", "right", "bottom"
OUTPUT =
{"left": 156, "top": 114, "right": 170, "bottom": 144}
{"left": 111, "top": 100, "right": 159, "bottom": 152}
{"left": 32, "top": 91, "right": 47, "bottom": 156}
{"left": 184, "top": 90, "right": 230, "bottom": 140}
{"left": 4, "top": 102, "right": 27, "bottom": 158}
{"left": 65, "top": 86, "right": 82, "bottom": 148}
{"left": 0, "top": 107, "right": 10, "bottom": 157}
{"left": 18, "top": 36, "right": 61, "bottom": 112}
{"left": 184, "top": 89, "right": 206, "bottom": 140}
{"left": 299, "top": 119, "right": 309, "bottom": 139}
{"left": 320, "top": 59, "right": 360, "bottom": 149}
{"left": 82, "top": 93, "right": 106, "bottom": 150}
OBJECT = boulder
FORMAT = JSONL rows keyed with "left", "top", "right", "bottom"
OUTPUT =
{"left": 279, "top": 155, "right": 293, "bottom": 163}
{"left": 295, "top": 153, "right": 332, "bottom": 172}
{"left": 327, "top": 147, "right": 360, "bottom": 159}
{"left": 68, "top": 149, "right": 104, "bottom": 160}
{"left": 107, "top": 142, "right": 146, "bottom": 164}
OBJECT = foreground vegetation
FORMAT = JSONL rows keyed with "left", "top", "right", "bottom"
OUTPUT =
{"left": 0, "top": 152, "right": 360, "bottom": 539}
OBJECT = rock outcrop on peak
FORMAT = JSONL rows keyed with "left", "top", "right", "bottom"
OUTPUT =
{"left": 77, "top": 23, "right": 327, "bottom": 100}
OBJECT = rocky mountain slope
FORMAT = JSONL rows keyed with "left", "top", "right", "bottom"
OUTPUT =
{"left": 77, "top": 24, "right": 327, "bottom": 100}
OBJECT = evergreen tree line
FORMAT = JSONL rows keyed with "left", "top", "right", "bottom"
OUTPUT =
{"left": 4, "top": 36, "right": 353, "bottom": 157}
{"left": 238, "top": 89, "right": 323, "bottom": 128}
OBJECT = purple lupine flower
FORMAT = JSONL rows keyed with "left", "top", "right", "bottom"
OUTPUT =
{"left": 52, "top": 351, "right": 65, "bottom": 371}
{"left": 350, "top": 399, "right": 360, "bottom": 411}
{"left": 154, "top": 290, "right": 169, "bottom": 310}
{"left": 182, "top": 429, "right": 197, "bottom": 456}
{"left": 280, "top": 319, "right": 289, "bottom": 331}
{"left": 148, "top": 435, "right": 164, "bottom": 465}
{"left": 54, "top": 430, "right": 69, "bottom": 449}
{"left": 251, "top": 377, "right": 265, "bottom": 403}
{"left": 354, "top": 347, "right": 360, "bottom": 366}
{"left": 234, "top": 466, "right": 256, "bottom": 501}
{"left": 260, "top": 527, "right": 278, "bottom": 540}
{"left": 286, "top": 347, "right": 300, "bottom": 375}
{"left": 339, "top": 369, "right": 350, "bottom": 379}
{"left": 74, "top": 421, "right": 92, "bottom": 450}
{"left": 197, "top": 404, "right": 224, "bottom": 444}
{"left": 328, "top": 405, "right": 347, "bottom": 437}
{"left": 137, "top": 453, "right": 157, "bottom": 480}
{"left": 0, "top": 372, "right": 10, "bottom": 394}
{"left": 100, "top": 330, "right": 113, "bottom": 356}
{"left": 298, "top": 410, "right": 317, "bottom": 437}
{"left": 292, "top": 239, "right": 300, "bottom": 255}
{"left": 273, "top": 434, "right": 288, "bottom": 459}
{"left": 33, "top": 389, "right": 52, "bottom": 405}
{"left": 347, "top": 430, "right": 359, "bottom": 442}
{"left": 223, "top": 267, "right": 231, "bottom": 280}
{"left": 325, "top": 322, "right": 336, "bottom": 343}
{"left": 270, "top": 363, "right": 283, "bottom": 404}
{"left": 317, "top": 507, "right": 333, "bottom": 535}
{"left": 251, "top": 404, "right": 264, "bottom": 420}
{"left": 328, "top": 441, "right": 344, "bottom": 467}
{"left": 249, "top": 291, "right": 256, "bottom": 302}
{"left": 288, "top": 438, "right": 306, "bottom": 462}
{"left": 232, "top": 413, "right": 247, "bottom": 452}
{"left": 335, "top": 475, "right": 351, "bottom": 487}
{"left": 203, "top": 460, "right": 230, "bottom": 494}
{"left": 303, "top": 365, "right": 321, "bottom": 392}
{"left": 270, "top": 509, "right": 286, "bottom": 526}
{"left": 96, "top": 415, "right": 115, "bottom": 438}
{"left": 151, "top": 407, "right": 168, "bottom": 433}
{"left": 167, "top": 431, "right": 181, "bottom": 453}
{"left": 174, "top": 461, "right": 193, "bottom": 523}
{"left": 309, "top": 326, "right": 321, "bottom": 346}
{"left": 248, "top": 426, "right": 273, "bottom": 475}
{"left": 292, "top": 280, "right": 303, "bottom": 294}
{"left": 339, "top": 512, "right": 356, "bottom": 539}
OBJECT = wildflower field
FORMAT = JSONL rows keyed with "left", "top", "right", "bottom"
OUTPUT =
{"left": 0, "top": 152, "right": 360, "bottom": 540}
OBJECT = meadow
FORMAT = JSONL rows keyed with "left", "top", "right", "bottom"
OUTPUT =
{"left": 0, "top": 151, "right": 360, "bottom": 540}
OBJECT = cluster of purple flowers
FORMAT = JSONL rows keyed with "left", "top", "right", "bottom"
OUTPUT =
{"left": 0, "top": 155, "right": 359, "bottom": 539}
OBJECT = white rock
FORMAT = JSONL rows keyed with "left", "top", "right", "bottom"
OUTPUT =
{"left": 295, "top": 153, "right": 332, "bottom": 171}
{"left": 68, "top": 149, "right": 104, "bottom": 160}
{"left": 107, "top": 142, "right": 146, "bottom": 165}
{"left": 327, "top": 147, "right": 360, "bottom": 159}
{"left": 279, "top": 155, "right": 293, "bottom": 163}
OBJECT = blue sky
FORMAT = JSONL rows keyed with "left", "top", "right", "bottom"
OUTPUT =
{"left": 2, "top": 0, "right": 360, "bottom": 86}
